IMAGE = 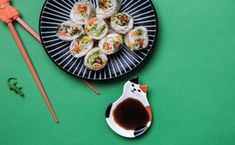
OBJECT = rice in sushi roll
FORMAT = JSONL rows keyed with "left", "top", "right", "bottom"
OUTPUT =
{"left": 99, "top": 34, "right": 123, "bottom": 55}
{"left": 70, "top": 1, "right": 96, "bottom": 25}
{"left": 124, "top": 26, "right": 149, "bottom": 51}
{"left": 70, "top": 36, "right": 94, "bottom": 58}
{"left": 96, "top": 0, "right": 121, "bottom": 19}
{"left": 85, "top": 17, "right": 108, "bottom": 40}
{"left": 57, "top": 21, "right": 84, "bottom": 41}
{"left": 84, "top": 47, "right": 108, "bottom": 71}
{"left": 111, "top": 12, "right": 133, "bottom": 34}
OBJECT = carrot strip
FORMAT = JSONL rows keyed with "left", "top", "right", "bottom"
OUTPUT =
{"left": 88, "top": 18, "right": 96, "bottom": 25}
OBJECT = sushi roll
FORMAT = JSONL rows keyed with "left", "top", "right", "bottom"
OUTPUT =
{"left": 70, "top": 36, "right": 94, "bottom": 58}
{"left": 84, "top": 47, "right": 108, "bottom": 71}
{"left": 70, "top": 1, "right": 96, "bottom": 25}
{"left": 124, "top": 26, "right": 149, "bottom": 52}
{"left": 85, "top": 17, "right": 108, "bottom": 40}
{"left": 99, "top": 33, "right": 123, "bottom": 55}
{"left": 57, "top": 21, "right": 84, "bottom": 41}
{"left": 111, "top": 12, "right": 134, "bottom": 34}
{"left": 96, "top": 0, "right": 121, "bottom": 19}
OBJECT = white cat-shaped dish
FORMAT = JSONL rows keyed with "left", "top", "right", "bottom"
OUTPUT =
{"left": 105, "top": 77, "right": 152, "bottom": 138}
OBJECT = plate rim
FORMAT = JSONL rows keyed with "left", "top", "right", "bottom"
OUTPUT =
{"left": 39, "top": 0, "right": 159, "bottom": 81}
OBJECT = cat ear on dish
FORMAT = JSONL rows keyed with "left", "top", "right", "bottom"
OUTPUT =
{"left": 140, "top": 85, "right": 148, "bottom": 93}
{"left": 129, "top": 76, "right": 139, "bottom": 84}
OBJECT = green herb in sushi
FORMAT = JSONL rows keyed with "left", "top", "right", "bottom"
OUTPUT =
{"left": 87, "top": 50, "right": 103, "bottom": 65}
{"left": 57, "top": 21, "right": 85, "bottom": 41}
{"left": 99, "top": 0, "right": 112, "bottom": 10}
{"left": 112, "top": 13, "right": 130, "bottom": 26}
{"left": 70, "top": 27, "right": 82, "bottom": 36}
{"left": 80, "top": 37, "right": 92, "bottom": 47}
{"left": 86, "top": 18, "right": 108, "bottom": 40}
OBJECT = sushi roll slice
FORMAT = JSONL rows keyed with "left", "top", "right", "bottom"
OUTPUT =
{"left": 111, "top": 12, "right": 134, "bottom": 34}
{"left": 70, "top": 1, "right": 96, "bottom": 25}
{"left": 84, "top": 47, "right": 108, "bottom": 71}
{"left": 85, "top": 17, "right": 108, "bottom": 40}
{"left": 70, "top": 36, "right": 94, "bottom": 58}
{"left": 99, "top": 33, "right": 123, "bottom": 55}
{"left": 96, "top": 0, "right": 121, "bottom": 19}
{"left": 57, "top": 21, "right": 84, "bottom": 41}
{"left": 124, "top": 26, "right": 149, "bottom": 52}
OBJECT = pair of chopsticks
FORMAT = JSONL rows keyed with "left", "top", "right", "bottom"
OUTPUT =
{"left": 0, "top": 0, "right": 100, "bottom": 123}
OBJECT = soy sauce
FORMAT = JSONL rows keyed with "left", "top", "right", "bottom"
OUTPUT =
{"left": 113, "top": 98, "right": 150, "bottom": 130}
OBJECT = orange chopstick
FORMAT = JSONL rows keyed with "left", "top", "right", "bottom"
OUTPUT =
{"left": 16, "top": 17, "right": 41, "bottom": 42}
{"left": 82, "top": 80, "right": 100, "bottom": 95}
{"left": 7, "top": 22, "right": 59, "bottom": 123}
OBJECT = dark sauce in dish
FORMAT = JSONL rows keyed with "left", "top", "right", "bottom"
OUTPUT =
{"left": 113, "top": 98, "right": 150, "bottom": 130}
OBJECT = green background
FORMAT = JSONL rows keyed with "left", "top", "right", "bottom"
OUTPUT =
{"left": 1, "top": 0, "right": 235, "bottom": 145}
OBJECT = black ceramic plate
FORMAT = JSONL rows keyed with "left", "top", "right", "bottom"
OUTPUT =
{"left": 39, "top": 0, "right": 158, "bottom": 80}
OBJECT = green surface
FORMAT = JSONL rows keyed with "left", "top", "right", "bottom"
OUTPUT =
{"left": 1, "top": 0, "right": 235, "bottom": 145}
